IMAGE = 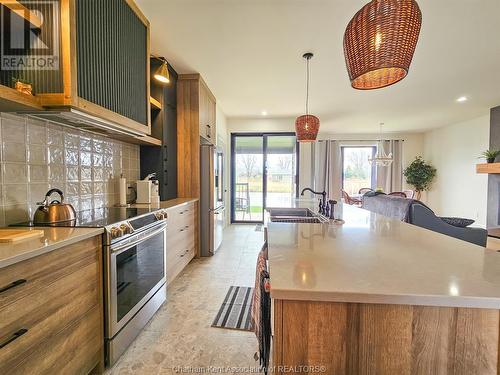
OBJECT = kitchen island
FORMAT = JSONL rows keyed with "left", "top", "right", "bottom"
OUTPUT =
{"left": 267, "top": 201, "right": 500, "bottom": 374}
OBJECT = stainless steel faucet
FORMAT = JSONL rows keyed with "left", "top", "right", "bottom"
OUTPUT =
{"left": 300, "top": 188, "right": 327, "bottom": 215}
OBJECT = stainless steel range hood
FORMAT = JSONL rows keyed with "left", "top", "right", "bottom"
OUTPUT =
{"left": 19, "top": 108, "right": 145, "bottom": 137}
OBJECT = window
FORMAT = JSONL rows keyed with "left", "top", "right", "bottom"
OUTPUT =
{"left": 341, "top": 146, "right": 376, "bottom": 195}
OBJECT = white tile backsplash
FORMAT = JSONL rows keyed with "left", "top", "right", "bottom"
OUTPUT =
{"left": 0, "top": 113, "right": 141, "bottom": 225}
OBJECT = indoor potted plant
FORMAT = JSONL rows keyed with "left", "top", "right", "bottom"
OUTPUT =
{"left": 403, "top": 156, "right": 436, "bottom": 200}
{"left": 479, "top": 150, "right": 500, "bottom": 164}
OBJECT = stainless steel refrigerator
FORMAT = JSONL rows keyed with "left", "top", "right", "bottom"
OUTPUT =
{"left": 200, "top": 144, "right": 225, "bottom": 256}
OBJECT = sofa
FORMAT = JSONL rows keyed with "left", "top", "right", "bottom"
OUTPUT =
{"left": 362, "top": 194, "right": 487, "bottom": 247}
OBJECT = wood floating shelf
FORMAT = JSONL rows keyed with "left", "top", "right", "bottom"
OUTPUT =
{"left": 133, "top": 134, "right": 162, "bottom": 146}
{"left": 476, "top": 163, "right": 500, "bottom": 174}
{"left": 149, "top": 96, "right": 162, "bottom": 110}
{"left": 0, "top": 84, "right": 42, "bottom": 111}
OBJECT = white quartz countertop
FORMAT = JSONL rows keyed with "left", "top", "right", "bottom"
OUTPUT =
{"left": 267, "top": 200, "right": 500, "bottom": 309}
{"left": 0, "top": 227, "right": 104, "bottom": 269}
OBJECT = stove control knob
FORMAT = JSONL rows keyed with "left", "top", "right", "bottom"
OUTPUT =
{"left": 110, "top": 226, "right": 121, "bottom": 239}
{"left": 119, "top": 223, "right": 131, "bottom": 235}
{"left": 155, "top": 210, "right": 168, "bottom": 220}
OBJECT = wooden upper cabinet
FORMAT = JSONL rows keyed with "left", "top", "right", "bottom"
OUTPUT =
{"left": 0, "top": 0, "right": 151, "bottom": 136}
{"left": 198, "top": 77, "right": 217, "bottom": 143}
{"left": 177, "top": 74, "right": 216, "bottom": 199}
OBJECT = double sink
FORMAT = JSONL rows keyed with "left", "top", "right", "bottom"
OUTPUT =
{"left": 267, "top": 208, "right": 328, "bottom": 223}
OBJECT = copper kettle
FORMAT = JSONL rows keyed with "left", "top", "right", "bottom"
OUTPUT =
{"left": 33, "top": 189, "right": 76, "bottom": 225}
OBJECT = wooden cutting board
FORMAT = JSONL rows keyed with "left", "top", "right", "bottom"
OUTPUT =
{"left": 0, "top": 229, "right": 44, "bottom": 243}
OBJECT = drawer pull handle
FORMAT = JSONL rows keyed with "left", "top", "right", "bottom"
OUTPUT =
{"left": 180, "top": 249, "right": 190, "bottom": 258}
{"left": 0, "top": 329, "right": 28, "bottom": 349}
{"left": 0, "top": 279, "right": 26, "bottom": 294}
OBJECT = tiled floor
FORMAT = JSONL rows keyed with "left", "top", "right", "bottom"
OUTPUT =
{"left": 107, "top": 224, "right": 265, "bottom": 375}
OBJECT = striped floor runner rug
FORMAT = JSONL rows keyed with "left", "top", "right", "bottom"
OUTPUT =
{"left": 212, "top": 286, "right": 254, "bottom": 331}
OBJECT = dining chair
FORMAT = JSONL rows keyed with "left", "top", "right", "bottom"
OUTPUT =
{"left": 403, "top": 190, "right": 415, "bottom": 199}
{"left": 342, "top": 190, "right": 362, "bottom": 206}
{"left": 388, "top": 191, "right": 407, "bottom": 198}
{"left": 358, "top": 188, "right": 373, "bottom": 195}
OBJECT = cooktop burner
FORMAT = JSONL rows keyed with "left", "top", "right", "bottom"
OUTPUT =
{"left": 12, "top": 207, "right": 160, "bottom": 228}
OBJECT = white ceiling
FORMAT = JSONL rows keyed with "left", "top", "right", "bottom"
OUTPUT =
{"left": 137, "top": 0, "right": 500, "bottom": 133}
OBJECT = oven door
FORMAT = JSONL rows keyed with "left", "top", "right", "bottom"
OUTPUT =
{"left": 105, "top": 222, "right": 167, "bottom": 338}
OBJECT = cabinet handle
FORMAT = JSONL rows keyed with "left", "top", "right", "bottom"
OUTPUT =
{"left": 0, "top": 279, "right": 26, "bottom": 294}
{"left": 0, "top": 329, "right": 28, "bottom": 349}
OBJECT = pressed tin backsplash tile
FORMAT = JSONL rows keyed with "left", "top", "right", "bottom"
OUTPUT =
{"left": 0, "top": 113, "right": 140, "bottom": 226}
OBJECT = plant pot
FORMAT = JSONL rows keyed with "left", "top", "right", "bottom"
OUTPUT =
{"left": 487, "top": 158, "right": 496, "bottom": 163}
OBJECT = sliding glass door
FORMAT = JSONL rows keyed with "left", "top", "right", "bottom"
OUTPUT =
{"left": 232, "top": 136, "right": 264, "bottom": 222}
{"left": 231, "top": 133, "right": 298, "bottom": 223}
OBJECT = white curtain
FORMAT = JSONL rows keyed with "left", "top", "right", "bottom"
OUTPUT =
{"left": 376, "top": 140, "right": 403, "bottom": 192}
{"left": 312, "top": 140, "right": 342, "bottom": 200}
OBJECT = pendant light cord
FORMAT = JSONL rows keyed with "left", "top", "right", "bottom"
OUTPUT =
{"left": 305, "top": 57, "right": 310, "bottom": 116}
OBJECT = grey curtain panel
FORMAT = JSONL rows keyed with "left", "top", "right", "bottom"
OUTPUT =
{"left": 313, "top": 140, "right": 342, "bottom": 200}
{"left": 376, "top": 140, "right": 403, "bottom": 192}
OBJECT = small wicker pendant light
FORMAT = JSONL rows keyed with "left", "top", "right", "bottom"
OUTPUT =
{"left": 295, "top": 53, "right": 320, "bottom": 142}
{"left": 343, "top": 0, "right": 422, "bottom": 90}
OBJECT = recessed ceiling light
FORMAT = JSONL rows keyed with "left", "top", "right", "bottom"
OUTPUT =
{"left": 261, "top": 110, "right": 268, "bottom": 116}
{"left": 456, "top": 96, "right": 468, "bottom": 103}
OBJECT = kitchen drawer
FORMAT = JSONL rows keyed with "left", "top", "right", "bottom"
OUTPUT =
{"left": 166, "top": 214, "right": 195, "bottom": 236}
{"left": 0, "top": 236, "right": 100, "bottom": 307}
{"left": 166, "top": 230, "right": 195, "bottom": 265}
{"left": 167, "top": 213, "right": 195, "bottom": 234}
{"left": 0, "top": 237, "right": 102, "bottom": 374}
{"left": 167, "top": 202, "right": 195, "bottom": 222}
{"left": 2, "top": 304, "right": 102, "bottom": 375}
{"left": 166, "top": 245, "right": 195, "bottom": 286}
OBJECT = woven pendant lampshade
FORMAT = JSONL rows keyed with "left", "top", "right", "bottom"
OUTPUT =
{"left": 295, "top": 115, "right": 320, "bottom": 142}
{"left": 295, "top": 53, "right": 320, "bottom": 142}
{"left": 343, "top": 0, "right": 422, "bottom": 90}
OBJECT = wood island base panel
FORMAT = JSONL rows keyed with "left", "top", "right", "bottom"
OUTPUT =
{"left": 272, "top": 299, "right": 499, "bottom": 375}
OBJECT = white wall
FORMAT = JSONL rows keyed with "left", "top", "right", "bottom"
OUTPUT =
{"left": 423, "top": 114, "right": 490, "bottom": 227}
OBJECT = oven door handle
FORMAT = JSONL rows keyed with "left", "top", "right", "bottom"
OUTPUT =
{"left": 110, "top": 222, "right": 167, "bottom": 255}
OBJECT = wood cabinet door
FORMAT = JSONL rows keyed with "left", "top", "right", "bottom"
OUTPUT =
{"left": 199, "top": 81, "right": 216, "bottom": 143}
{"left": 199, "top": 84, "right": 208, "bottom": 140}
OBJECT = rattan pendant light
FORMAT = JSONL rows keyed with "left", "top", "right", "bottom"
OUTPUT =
{"left": 295, "top": 53, "right": 320, "bottom": 142}
{"left": 343, "top": 0, "right": 422, "bottom": 90}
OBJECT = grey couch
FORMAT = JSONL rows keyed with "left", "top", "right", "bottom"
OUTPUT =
{"left": 362, "top": 194, "right": 487, "bottom": 247}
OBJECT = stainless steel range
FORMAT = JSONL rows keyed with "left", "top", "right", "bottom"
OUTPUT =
{"left": 13, "top": 206, "right": 170, "bottom": 367}
{"left": 102, "top": 208, "right": 169, "bottom": 366}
